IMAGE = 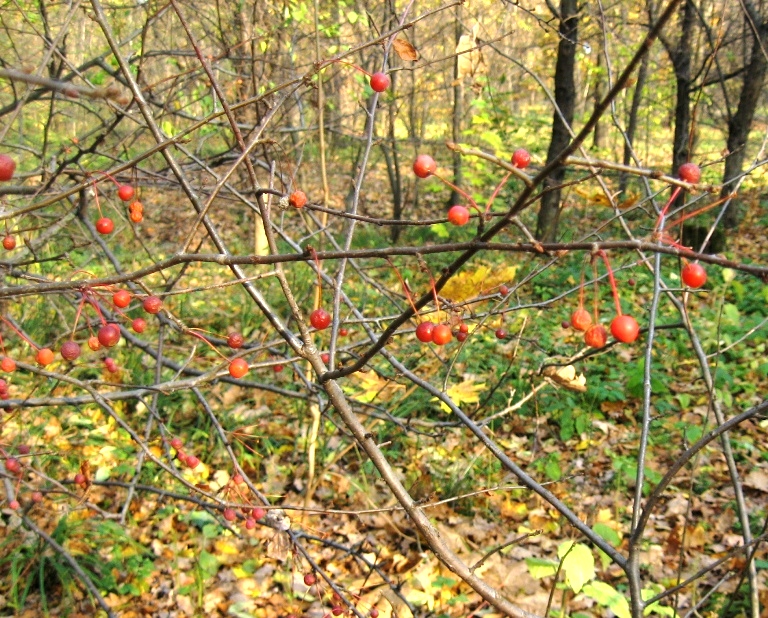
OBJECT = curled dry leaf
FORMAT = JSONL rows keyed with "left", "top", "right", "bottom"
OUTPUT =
{"left": 543, "top": 364, "right": 587, "bottom": 392}
{"left": 456, "top": 23, "right": 487, "bottom": 82}
{"left": 393, "top": 37, "right": 419, "bottom": 61}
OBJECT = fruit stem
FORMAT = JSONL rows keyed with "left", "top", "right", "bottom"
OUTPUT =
{"left": 90, "top": 169, "right": 121, "bottom": 188}
{"left": 578, "top": 260, "right": 587, "bottom": 311}
{"left": 597, "top": 250, "right": 622, "bottom": 316}
{"left": 90, "top": 179, "right": 104, "bottom": 217}
{"left": 655, "top": 186, "right": 682, "bottom": 230}
{"left": 0, "top": 315, "right": 39, "bottom": 350}
{"left": 387, "top": 258, "right": 421, "bottom": 321}
{"left": 188, "top": 329, "right": 230, "bottom": 361}
{"left": 483, "top": 171, "right": 512, "bottom": 215}
{"left": 666, "top": 192, "right": 736, "bottom": 231}
{"left": 334, "top": 58, "right": 373, "bottom": 78}
{"left": 432, "top": 173, "right": 480, "bottom": 213}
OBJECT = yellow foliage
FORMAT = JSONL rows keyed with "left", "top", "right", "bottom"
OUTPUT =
{"left": 434, "top": 377, "right": 486, "bottom": 412}
{"left": 344, "top": 370, "right": 405, "bottom": 404}
{"left": 440, "top": 264, "right": 517, "bottom": 302}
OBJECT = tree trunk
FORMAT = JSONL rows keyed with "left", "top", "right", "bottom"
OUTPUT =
{"left": 670, "top": 0, "right": 696, "bottom": 176}
{"left": 536, "top": 0, "right": 578, "bottom": 241}
{"left": 722, "top": 18, "right": 768, "bottom": 228}
{"left": 619, "top": 54, "right": 649, "bottom": 195}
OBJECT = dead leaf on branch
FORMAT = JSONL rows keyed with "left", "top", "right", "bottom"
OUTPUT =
{"left": 392, "top": 37, "right": 419, "bottom": 62}
{"left": 542, "top": 365, "right": 587, "bottom": 392}
{"left": 455, "top": 24, "right": 487, "bottom": 83}
{"left": 441, "top": 264, "right": 517, "bottom": 302}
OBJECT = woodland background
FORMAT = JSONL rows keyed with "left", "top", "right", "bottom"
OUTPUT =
{"left": 0, "top": 0, "right": 767, "bottom": 617}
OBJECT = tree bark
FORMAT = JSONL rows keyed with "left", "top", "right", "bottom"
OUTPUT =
{"left": 450, "top": 4, "right": 464, "bottom": 206}
{"left": 620, "top": 54, "right": 649, "bottom": 195}
{"left": 536, "top": 0, "right": 578, "bottom": 241}
{"left": 670, "top": 0, "right": 696, "bottom": 176}
{"left": 722, "top": 14, "right": 768, "bottom": 228}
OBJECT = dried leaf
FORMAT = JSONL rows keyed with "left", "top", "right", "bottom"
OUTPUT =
{"left": 455, "top": 24, "right": 486, "bottom": 81}
{"left": 393, "top": 37, "right": 419, "bottom": 61}
{"left": 543, "top": 365, "right": 587, "bottom": 392}
{"left": 434, "top": 377, "right": 486, "bottom": 412}
{"left": 441, "top": 264, "right": 517, "bottom": 302}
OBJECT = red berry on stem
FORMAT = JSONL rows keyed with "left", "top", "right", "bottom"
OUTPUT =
{"left": 289, "top": 190, "right": 307, "bottom": 208}
{"left": 170, "top": 437, "right": 183, "bottom": 450}
{"left": 36, "top": 348, "right": 54, "bottom": 366}
{"left": 96, "top": 217, "right": 114, "bottom": 235}
{"left": 88, "top": 336, "right": 101, "bottom": 351}
{"left": 252, "top": 507, "right": 266, "bottom": 520}
{"left": 3, "top": 235, "right": 16, "bottom": 250}
{"left": 117, "top": 185, "right": 135, "bottom": 201}
{"left": 245, "top": 517, "right": 256, "bottom": 529}
{"left": 310, "top": 308, "right": 331, "bottom": 330}
{"left": 223, "top": 507, "right": 237, "bottom": 522}
{"left": 431, "top": 324, "right": 452, "bottom": 345}
{"left": 456, "top": 331, "right": 468, "bottom": 342}
{"left": 31, "top": 491, "right": 43, "bottom": 503}
{"left": 227, "top": 332, "right": 244, "bottom": 349}
{"left": 273, "top": 363, "right": 284, "bottom": 373}
{"left": 584, "top": 324, "right": 608, "bottom": 348}
{"left": 186, "top": 455, "right": 200, "bottom": 469}
{"left": 132, "top": 317, "right": 147, "bottom": 333}
{"left": 74, "top": 473, "right": 86, "bottom": 486}
{"left": 681, "top": 262, "right": 707, "bottom": 288}
{"left": 495, "top": 328, "right": 508, "bottom": 340}
{"left": 370, "top": 72, "right": 391, "bottom": 92}
{"left": 61, "top": 341, "right": 81, "bottom": 361}
{"left": 143, "top": 296, "right": 162, "bottom": 314}
{"left": 112, "top": 289, "right": 131, "bottom": 308}
{"left": 339, "top": 327, "right": 348, "bottom": 336}
{"left": 1, "top": 357, "right": 16, "bottom": 372}
{"left": 459, "top": 323, "right": 469, "bottom": 334}
{"left": 415, "top": 322, "right": 435, "bottom": 343}
{"left": 303, "top": 573, "right": 317, "bottom": 587}
{"left": 98, "top": 324, "right": 121, "bottom": 347}
{"left": 5, "top": 457, "right": 21, "bottom": 474}
{"left": 499, "top": 285, "right": 509, "bottom": 296}
{"left": 512, "top": 148, "right": 531, "bottom": 169}
{"left": 678, "top": 162, "right": 701, "bottom": 184}
{"left": 413, "top": 154, "right": 437, "bottom": 179}
{"left": 570, "top": 308, "right": 592, "bottom": 332}
{"left": 370, "top": 609, "right": 379, "bottom": 618}
{"left": 611, "top": 315, "right": 640, "bottom": 343}
{"left": 321, "top": 352, "right": 330, "bottom": 364}
{"left": 229, "top": 358, "right": 249, "bottom": 378}
{"left": 447, "top": 205, "right": 470, "bottom": 226}
{"left": 0, "top": 154, "right": 16, "bottom": 181}
{"left": 129, "top": 210, "right": 143, "bottom": 223}
{"left": 8, "top": 499, "right": 19, "bottom": 510}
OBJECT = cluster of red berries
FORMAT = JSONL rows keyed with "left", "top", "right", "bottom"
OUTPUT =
{"left": 415, "top": 321, "right": 452, "bottom": 346}
{"left": 95, "top": 183, "right": 137, "bottom": 235}
{"left": 128, "top": 200, "right": 143, "bottom": 223}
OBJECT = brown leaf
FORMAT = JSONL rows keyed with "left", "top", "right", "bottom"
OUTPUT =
{"left": 393, "top": 38, "right": 419, "bottom": 61}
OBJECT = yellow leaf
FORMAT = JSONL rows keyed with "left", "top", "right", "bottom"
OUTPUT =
{"left": 441, "top": 264, "right": 517, "bottom": 302}
{"left": 434, "top": 378, "right": 486, "bottom": 412}
{"left": 345, "top": 370, "right": 405, "bottom": 403}
{"left": 542, "top": 364, "right": 587, "bottom": 392}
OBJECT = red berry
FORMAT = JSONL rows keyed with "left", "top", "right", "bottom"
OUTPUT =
{"left": 459, "top": 323, "right": 469, "bottom": 334}
{"left": 310, "top": 308, "right": 331, "bottom": 330}
{"left": 74, "top": 473, "right": 86, "bottom": 486}
{"left": 303, "top": 573, "right": 317, "bottom": 586}
{"left": 96, "top": 217, "right": 114, "bottom": 234}
{"left": 499, "top": 285, "right": 510, "bottom": 296}
{"left": 273, "top": 363, "right": 284, "bottom": 373}
{"left": 129, "top": 200, "right": 143, "bottom": 213}
{"left": 415, "top": 322, "right": 435, "bottom": 343}
{"left": 132, "top": 317, "right": 147, "bottom": 333}
{"left": 431, "top": 324, "right": 452, "bottom": 345}
{"left": 245, "top": 517, "right": 256, "bottom": 529}
{"left": 229, "top": 358, "right": 249, "bottom": 378}
{"left": 104, "top": 358, "right": 119, "bottom": 373}
{"left": 112, "top": 289, "right": 131, "bottom": 308}
{"left": 1, "top": 357, "right": 16, "bottom": 372}
{"left": 232, "top": 473, "right": 244, "bottom": 484}
{"left": 370, "top": 609, "right": 379, "bottom": 618}
{"left": 512, "top": 148, "right": 531, "bottom": 169}
{"left": 5, "top": 457, "right": 21, "bottom": 474}
{"left": 170, "top": 437, "right": 183, "bottom": 450}
{"left": 456, "top": 331, "right": 468, "bottom": 342}
{"left": 98, "top": 324, "right": 121, "bottom": 347}
{"left": 117, "top": 185, "right": 135, "bottom": 201}
{"left": 223, "top": 507, "right": 237, "bottom": 522}
{"left": 227, "top": 332, "right": 244, "bottom": 349}
{"left": 186, "top": 455, "right": 200, "bottom": 469}
{"left": 17, "top": 444, "right": 30, "bottom": 455}
{"left": 3, "top": 235, "right": 16, "bottom": 250}
{"left": 0, "top": 154, "right": 16, "bottom": 181}
{"left": 678, "top": 162, "right": 701, "bottom": 184}
{"left": 339, "top": 327, "right": 348, "bottom": 336}
{"left": 36, "top": 348, "right": 54, "bottom": 366}
{"left": 8, "top": 499, "right": 19, "bottom": 510}
{"left": 570, "top": 308, "right": 592, "bottom": 332}
{"left": 321, "top": 352, "right": 330, "bottom": 364}
{"left": 61, "top": 341, "right": 81, "bottom": 361}
{"left": 611, "top": 315, "right": 640, "bottom": 343}
{"left": 88, "top": 336, "right": 101, "bottom": 351}
{"left": 681, "top": 262, "right": 707, "bottom": 288}
{"left": 370, "top": 72, "right": 391, "bottom": 92}
{"left": 129, "top": 210, "right": 143, "bottom": 223}
{"left": 143, "top": 296, "right": 162, "bottom": 314}
{"left": 584, "top": 324, "right": 608, "bottom": 348}
{"left": 447, "top": 205, "right": 470, "bottom": 226}
{"left": 289, "top": 190, "right": 307, "bottom": 208}
{"left": 413, "top": 154, "right": 437, "bottom": 178}
{"left": 495, "top": 328, "right": 508, "bottom": 340}
{"left": 252, "top": 507, "right": 266, "bottom": 520}
{"left": 332, "top": 607, "right": 343, "bottom": 616}
{"left": 31, "top": 491, "right": 43, "bottom": 503}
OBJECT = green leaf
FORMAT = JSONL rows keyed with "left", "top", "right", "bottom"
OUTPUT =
{"left": 582, "top": 581, "right": 630, "bottom": 618}
{"left": 642, "top": 586, "right": 676, "bottom": 617}
{"left": 592, "top": 522, "right": 621, "bottom": 546}
{"left": 432, "top": 223, "right": 450, "bottom": 239}
{"left": 197, "top": 550, "right": 219, "bottom": 579}
{"left": 558, "top": 541, "right": 595, "bottom": 593}
{"left": 525, "top": 557, "right": 558, "bottom": 579}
